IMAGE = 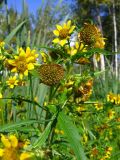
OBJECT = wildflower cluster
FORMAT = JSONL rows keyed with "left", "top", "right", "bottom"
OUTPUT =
{"left": 107, "top": 92, "right": 120, "bottom": 105}
{"left": 0, "top": 19, "right": 119, "bottom": 160}
{"left": 100, "top": 146, "right": 113, "bottom": 160}
{"left": 0, "top": 134, "right": 32, "bottom": 160}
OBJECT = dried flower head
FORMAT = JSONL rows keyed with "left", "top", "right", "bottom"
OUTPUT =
{"left": 74, "top": 79, "right": 93, "bottom": 102}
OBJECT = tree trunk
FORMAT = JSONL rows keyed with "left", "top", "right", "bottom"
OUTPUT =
{"left": 112, "top": 0, "right": 118, "bottom": 78}
{"left": 96, "top": 3, "right": 105, "bottom": 79}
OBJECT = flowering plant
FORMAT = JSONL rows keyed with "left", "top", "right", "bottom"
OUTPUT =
{"left": 0, "top": 20, "right": 119, "bottom": 160}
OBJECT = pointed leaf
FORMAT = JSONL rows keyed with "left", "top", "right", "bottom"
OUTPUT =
{"left": 32, "top": 114, "right": 56, "bottom": 149}
{"left": 58, "top": 111, "right": 87, "bottom": 160}
{"left": 4, "top": 21, "right": 26, "bottom": 43}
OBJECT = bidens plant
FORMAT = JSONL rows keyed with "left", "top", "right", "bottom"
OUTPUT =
{"left": 0, "top": 20, "right": 119, "bottom": 160}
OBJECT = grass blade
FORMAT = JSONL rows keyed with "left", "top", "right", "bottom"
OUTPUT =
{"left": 4, "top": 21, "right": 26, "bottom": 43}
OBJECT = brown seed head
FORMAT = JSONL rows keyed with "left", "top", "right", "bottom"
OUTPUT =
{"left": 79, "top": 23, "right": 101, "bottom": 46}
{"left": 38, "top": 64, "right": 64, "bottom": 86}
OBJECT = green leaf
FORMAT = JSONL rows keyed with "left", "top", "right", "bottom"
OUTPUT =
{"left": 32, "top": 114, "right": 56, "bottom": 149}
{"left": 0, "top": 120, "right": 42, "bottom": 132}
{"left": 4, "top": 21, "right": 26, "bottom": 43}
{"left": 58, "top": 111, "right": 87, "bottom": 160}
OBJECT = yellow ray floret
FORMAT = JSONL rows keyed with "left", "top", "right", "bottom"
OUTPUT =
{"left": 20, "top": 152, "right": 33, "bottom": 160}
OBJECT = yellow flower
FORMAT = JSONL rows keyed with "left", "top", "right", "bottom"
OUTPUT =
{"left": 53, "top": 20, "right": 75, "bottom": 46}
{"left": 75, "top": 79, "right": 93, "bottom": 103}
{"left": 19, "top": 47, "right": 39, "bottom": 63}
{"left": 1, "top": 134, "right": 18, "bottom": 148}
{"left": 54, "top": 128, "right": 59, "bottom": 134}
{"left": 82, "top": 133, "right": 88, "bottom": 144}
{"left": 0, "top": 134, "right": 33, "bottom": 160}
{"left": 20, "top": 152, "right": 32, "bottom": 160}
{"left": 108, "top": 109, "right": 115, "bottom": 120}
{"left": 60, "top": 130, "right": 64, "bottom": 135}
{"left": 67, "top": 42, "right": 87, "bottom": 56}
{"left": 8, "top": 47, "right": 38, "bottom": 79}
{"left": 54, "top": 129, "right": 64, "bottom": 135}
{"left": 0, "top": 41, "right": 5, "bottom": 49}
{"left": 40, "top": 52, "right": 48, "bottom": 63}
{"left": 9, "top": 135, "right": 18, "bottom": 148}
{"left": 0, "top": 55, "right": 5, "bottom": 60}
{"left": 0, "top": 92, "right": 2, "bottom": 98}
{"left": 1, "top": 134, "right": 11, "bottom": 148}
{"left": 23, "top": 140, "right": 30, "bottom": 149}
{"left": 94, "top": 37, "right": 105, "bottom": 49}
{"left": 0, "top": 148, "right": 4, "bottom": 156}
{"left": 0, "top": 41, "right": 5, "bottom": 60}
{"left": 6, "top": 76, "right": 18, "bottom": 88}
{"left": 107, "top": 92, "right": 120, "bottom": 105}
{"left": 76, "top": 106, "right": 85, "bottom": 112}
{"left": 94, "top": 37, "right": 105, "bottom": 61}
{"left": 94, "top": 102, "right": 103, "bottom": 110}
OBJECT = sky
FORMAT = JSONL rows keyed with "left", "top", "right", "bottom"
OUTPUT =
{"left": 7, "top": 0, "right": 43, "bottom": 15}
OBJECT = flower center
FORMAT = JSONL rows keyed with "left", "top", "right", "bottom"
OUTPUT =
{"left": 9, "top": 79, "right": 16, "bottom": 85}
{"left": 17, "top": 61, "right": 27, "bottom": 73}
{"left": 59, "top": 28, "right": 69, "bottom": 39}
{"left": 3, "top": 148, "right": 18, "bottom": 160}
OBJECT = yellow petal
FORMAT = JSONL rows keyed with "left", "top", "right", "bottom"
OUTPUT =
{"left": 53, "top": 30, "right": 59, "bottom": 36}
{"left": 13, "top": 76, "right": 17, "bottom": 80}
{"left": 56, "top": 24, "right": 62, "bottom": 31}
{"left": 75, "top": 42, "right": 79, "bottom": 49}
{"left": 19, "top": 50, "right": 26, "bottom": 57}
{"left": 31, "top": 49, "right": 36, "bottom": 54}
{"left": 20, "top": 152, "right": 32, "bottom": 160}
{"left": 19, "top": 74, "right": 23, "bottom": 79}
{"left": 1, "top": 135, "right": 11, "bottom": 148}
{"left": 60, "top": 39, "right": 67, "bottom": 46}
{"left": 26, "top": 57, "right": 35, "bottom": 63}
{"left": 41, "top": 52, "right": 47, "bottom": 63}
{"left": 27, "top": 63, "right": 34, "bottom": 70}
{"left": 26, "top": 47, "right": 31, "bottom": 55}
{"left": 24, "top": 70, "right": 28, "bottom": 76}
{"left": 0, "top": 148, "right": 4, "bottom": 157}
{"left": 63, "top": 23, "right": 67, "bottom": 28}
{"left": 11, "top": 68, "right": 17, "bottom": 72}
{"left": 0, "top": 93, "right": 2, "bottom": 99}
{"left": 67, "top": 20, "right": 71, "bottom": 28}
{"left": 14, "top": 82, "right": 18, "bottom": 86}
{"left": 10, "top": 85, "right": 14, "bottom": 89}
{"left": 8, "top": 59, "right": 16, "bottom": 65}
{"left": 9, "top": 135, "right": 18, "bottom": 148}
{"left": 14, "top": 55, "right": 19, "bottom": 59}
{"left": 52, "top": 38, "right": 60, "bottom": 44}
{"left": 71, "top": 49, "right": 77, "bottom": 55}
{"left": 69, "top": 26, "right": 76, "bottom": 34}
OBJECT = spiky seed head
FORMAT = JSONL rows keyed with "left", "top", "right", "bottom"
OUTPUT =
{"left": 79, "top": 23, "right": 101, "bottom": 46}
{"left": 38, "top": 64, "right": 64, "bottom": 86}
